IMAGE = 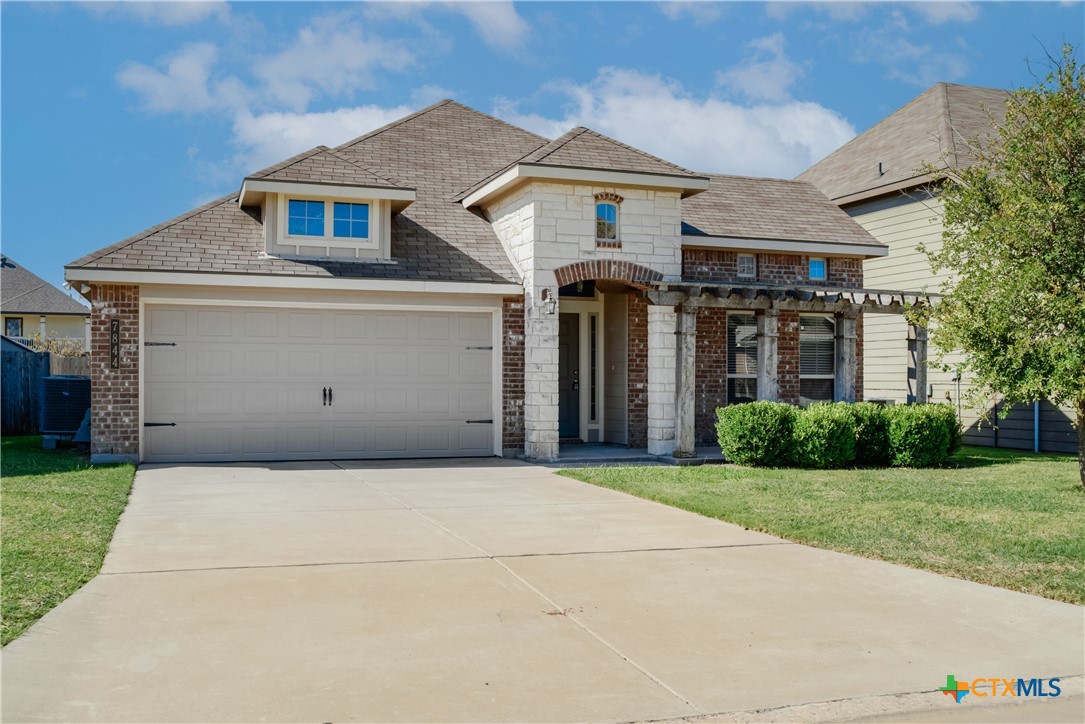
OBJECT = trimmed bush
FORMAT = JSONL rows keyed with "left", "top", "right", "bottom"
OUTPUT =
{"left": 715, "top": 401, "right": 796, "bottom": 466}
{"left": 885, "top": 403, "right": 962, "bottom": 467}
{"left": 845, "top": 402, "right": 891, "bottom": 467}
{"left": 791, "top": 403, "right": 857, "bottom": 469}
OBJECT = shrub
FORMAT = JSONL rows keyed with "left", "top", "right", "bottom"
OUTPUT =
{"left": 715, "top": 401, "right": 796, "bottom": 466}
{"left": 791, "top": 403, "right": 857, "bottom": 469}
{"left": 885, "top": 403, "right": 962, "bottom": 467}
{"left": 845, "top": 402, "right": 891, "bottom": 467}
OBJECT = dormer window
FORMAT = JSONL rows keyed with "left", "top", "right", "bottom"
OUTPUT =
{"left": 333, "top": 202, "right": 370, "bottom": 239}
{"left": 288, "top": 200, "right": 325, "bottom": 236}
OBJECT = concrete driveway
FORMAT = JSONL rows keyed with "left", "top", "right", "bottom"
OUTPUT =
{"left": 3, "top": 459, "right": 1082, "bottom": 723}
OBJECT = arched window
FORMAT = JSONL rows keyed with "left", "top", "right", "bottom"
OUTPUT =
{"left": 595, "top": 202, "right": 618, "bottom": 241}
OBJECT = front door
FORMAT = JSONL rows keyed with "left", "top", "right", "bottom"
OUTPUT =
{"left": 558, "top": 312, "right": 580, "bottom": 438}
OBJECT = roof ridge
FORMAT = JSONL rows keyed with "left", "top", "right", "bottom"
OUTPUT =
{"left": 451, "top": 137, "right": 553, "bottom": 201}
{"left": 67, "top": 194, "right": 237, "bottom": 269}
{"left": 576, "top": 127, "right": 698, "bottom": 176}
{"left": 314, "top": 145, "right": 404, "bottom": 188}
{"left": 939, "top": 82, "right": 959, "bottom": 170}
{"left": 528, "top": 127, "right": 589, "bottom": 164}
{"left": 246, "top": 146, "right": 327, "bottom": 180}
{"left": 2, "top": 282, "right": 50, "bottom": 308}
{"left": 334, "top": 99, "right": 454, "bottom": 154}
{"left": 443, "top": 99, "right": 551, "bottom": 144}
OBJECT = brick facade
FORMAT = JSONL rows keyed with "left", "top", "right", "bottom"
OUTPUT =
{"left": 627, "top": 294, "right": 648, "bottom": 448}
{"left": 695, "top": 308, "right": 727, "bottom": 444}
{"left": 778, "top": 310, "right": 801, "bottom": 405}
{"left": 502, "top": 296, "right": 526, "bottom": 454}
{"left": 89, "top": 284, "right": 140, "bottom": 461}
{"left": 682, "top": 249, "right": 865, "bottom": 288}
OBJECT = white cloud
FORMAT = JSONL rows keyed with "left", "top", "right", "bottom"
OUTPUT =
{"left": 907, "top": 1, "right": 980, "bottom": 25}
{"left": 717, "top": 33, "right": 804, "bottom": 102}
{"left": 231, "top": 105, "right": 416, "bottom": 172}
{"left": 117, "top": 43, "right": 225, "bottom": 113}
{"left": 766, "top": 2, "right": 870, "bottom": 22}
{"left": 255, "top": 14, "right": 415, "bottom": 111}
{"left": 451, "top": 2, "right": 530, "bottom": 53}
{"left": 494, "top": 68, "right": 855, "bottom": 178}
{"left": 84, "top": 1, "right": 228, "bottom": 26}
{"left": 657, "top": 2, "right": 725, "bottom": 25}
{"left": 853, "top": 13, "right": 971, "bottom": 86}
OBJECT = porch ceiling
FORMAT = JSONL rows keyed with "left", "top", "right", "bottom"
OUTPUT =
{"left": 647, "top": 282, "right": 938, "bottom": 315}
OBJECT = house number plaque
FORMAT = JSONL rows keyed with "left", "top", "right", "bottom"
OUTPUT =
{"left": 109, "top": 318, "right": 120, "bottom": 369}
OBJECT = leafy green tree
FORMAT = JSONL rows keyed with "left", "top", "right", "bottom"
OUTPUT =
{"left": 914, "top": 46, "right": 1085, "bottom": 486}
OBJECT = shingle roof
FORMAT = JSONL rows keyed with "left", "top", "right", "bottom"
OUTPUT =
{"left": 1, "top": 256, "right": 89, "bottom": 315}
{"left": 247, "top": 145, "right": 404, "bottom": 189}
{"left": 798, "top": 83, "right": 1009, "bottom": 203}
{"left": 681, "top": 175, "right": 883, "bottom": 248}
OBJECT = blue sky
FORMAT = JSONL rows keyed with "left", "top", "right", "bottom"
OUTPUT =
{"left": 2, "top": 1, "right": 1082, "bottom": 292}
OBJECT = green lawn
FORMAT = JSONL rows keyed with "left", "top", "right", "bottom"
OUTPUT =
{"left": 1, "top": 436, "right": 135, "bottom": 645}
{"left": 561, "top": 446, "right": 1085, "bottom": 605}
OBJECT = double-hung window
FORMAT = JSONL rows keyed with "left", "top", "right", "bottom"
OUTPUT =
{"left": 287, "top": 200, "right": 325, "bottom": 237}
{"left": 799, "top": 315, "right": 835, "bottom": 404}
{"left": 333, "top": 202, "right": 369, "bottom": 239}
{"left": 596, "top": 202, "right": 618, "bottom": 241}
{"left": 727, "top": 313, "right": 758, "bottom": 404}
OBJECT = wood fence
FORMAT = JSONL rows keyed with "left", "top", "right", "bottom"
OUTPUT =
{"left": 2, "top": 351, "right": 51, "bottom": 435}
{"left": 50, "top": 356, "right": 90, "bottom": 376}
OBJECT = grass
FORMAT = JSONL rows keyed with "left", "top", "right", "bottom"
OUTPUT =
{"left": 1, "top": 436, "right": 135, "bottom": 645}
{"left": 560, "top": 446, "right": 1085, "bottom": 605}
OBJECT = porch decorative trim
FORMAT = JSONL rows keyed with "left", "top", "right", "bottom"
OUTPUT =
{"left": 646, "top": 282, "right": 937, "bottom": 314}
{"left": 554, "top": 260, "right": 664, "bottom": 289}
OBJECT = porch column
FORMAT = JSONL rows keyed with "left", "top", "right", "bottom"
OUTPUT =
{"left": 84, "top": 317, "right": 92, "bottom": 352}
{"left": 756, "top": 308, "right": 780, "bottom": 402}
{"left": 834, "top": 311, "right": 858, "bottom": 402}
{"left": 674, "top": 304, "right": 697, "bottom": 457}
{"left": 647, "top": 304, "right": 677, "bottom": 456}
{"left": 523, "top": 283, "right": 560, "bottom": 461}
{"left": 908, "top": 324, "right": 929, "bottom": 403}
{"left": 39, "top": 315, "right": 46, "bottom": 337}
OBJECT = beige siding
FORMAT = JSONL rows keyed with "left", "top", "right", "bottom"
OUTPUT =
{"left": 603, "top": 292, "right": 629, "bottom": 444}
{"left": 852, "top": 194, "right": 1077, "bottom": 452}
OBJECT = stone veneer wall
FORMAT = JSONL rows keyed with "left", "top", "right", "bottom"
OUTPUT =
{"left": 627, "top": 295, "right": 648, "bottom": 448}
{"left": 89, "top": 284, "right": 140, "bottom": 462}
{"left": 502, "top": 296, "right": 525, "bottom": 454}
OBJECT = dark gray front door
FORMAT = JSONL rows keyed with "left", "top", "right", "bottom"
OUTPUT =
{"left": 559, "top": 312, "right": 580, "bottom": 438}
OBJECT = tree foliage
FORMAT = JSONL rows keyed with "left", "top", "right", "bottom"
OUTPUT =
{"left": 914, "top": 45, "right": 1085, "bottom": 485}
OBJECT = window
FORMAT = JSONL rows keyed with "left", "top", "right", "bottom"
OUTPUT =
{"left": 288, "top": 200, "right": 324, "bottom": 236}
{"left": 799, "top": 315, "right": 835, "bottom": 404}
{"left": 809, "top": 257, "right": 827, "bottom": 281}
{"left": 737, "top": 254, "right": 757, "bottom": 279}
{"left": 5, "top": 317, "right": 23, "bottom": 337}
{"left": 596, "top": 202, "right": 618, "bottom": 241}
{"left": 727, "top": 313, "right": 758, "bottom": 404}
{"left": 333, "top": 202, "right": 369, "bottom": 239}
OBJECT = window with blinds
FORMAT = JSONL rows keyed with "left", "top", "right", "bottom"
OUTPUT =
{"left": 799, "top": 315, "right": 835, "bottom": 404}
{"left": 727, "top": 313, "right": 758, "bottom": 404}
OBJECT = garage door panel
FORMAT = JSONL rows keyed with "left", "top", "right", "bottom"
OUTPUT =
{"left": 143, "top": 306, "right": 494, "bottom": 462}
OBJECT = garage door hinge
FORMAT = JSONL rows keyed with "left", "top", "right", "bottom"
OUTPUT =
{"left": 465, "top": 346, "right": 493, "bottom": 350}
{"left": 465, "top": 419, "right": 493, "bottom": 424}
{"left": 144, "top": 342, "right": 177, "bottom": 347}
{"left": 144, "top": 422, "right": 177, "bottom": 427}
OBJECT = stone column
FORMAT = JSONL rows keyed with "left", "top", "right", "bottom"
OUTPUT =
{"left": 674, "top": 304, "right": 697, "bottom": 457}
{"left": 834, "top": 311, "right": 858, "bottom": 402}
{"left": 756, "top": 308, "right": 780, "bottom": 402}
{"left": 647, "top": 304, "right": 677, "bottom": 456}
{"left": 523, "top": 282, "right": 560, "bottom": 461}
{"left": 908, "top": 324, "right": 929, "bottom": 403}
{"left": 84, "top": 317, "right": 92, "bottom": 352}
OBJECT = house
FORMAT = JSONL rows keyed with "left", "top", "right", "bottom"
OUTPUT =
{"left": 65, "top": 99, "right": 928, "bottom": 464}
{"left": 799, "top": 82, "right": 1079, "bottom": 454}
{"left": 1, "top": 256, "right": 90, "bottom": 350}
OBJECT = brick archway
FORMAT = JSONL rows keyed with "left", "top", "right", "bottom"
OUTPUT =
{"left": 553, "top": 260, "right": 663, "bottom": 289}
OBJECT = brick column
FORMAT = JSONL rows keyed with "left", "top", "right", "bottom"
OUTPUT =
{"left": 501, "top": 296, "right": 525, "bottom": 456}
{"left": 89, "top": 284, "right": 140, "bottom": 463}
{"left": 647, "top": 304, "right": 677, "bottom": 456}
{"left": 523, "top": 283, "right": 559, "bottom": 462}
{"left": 778, "top": 310, "right": 800, "bottom": 405}
{"left": 627, "top": 295, "right": 648, "bottom": 448}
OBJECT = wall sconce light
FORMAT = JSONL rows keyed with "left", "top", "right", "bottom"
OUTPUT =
{"left": 541, "top": 288, "right": 557, "bottom": 315}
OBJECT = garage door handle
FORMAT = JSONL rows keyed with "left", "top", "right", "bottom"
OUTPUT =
{"left": 465, "top": 419, "right": 493, "bottom": 424}
{"left": 328, "top": 387, "right": 333, "bottom": 406}
{"left": 144, "top": 422, "right": 176, "bottom": 427}
{"left": 322, "top": 387, "right": 327, "bottom": 406}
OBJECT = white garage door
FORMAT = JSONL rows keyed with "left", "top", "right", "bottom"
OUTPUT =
{"left": 143, "top": 305, "right": 495, "bottom": 463}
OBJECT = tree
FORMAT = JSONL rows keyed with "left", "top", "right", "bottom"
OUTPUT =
{"left": 914, "top": 45, "right": 1085, "bottom": 486}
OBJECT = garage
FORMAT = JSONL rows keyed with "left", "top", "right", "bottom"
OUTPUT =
{"left": 142, "top": 304, "right": 496, "bottom": 463}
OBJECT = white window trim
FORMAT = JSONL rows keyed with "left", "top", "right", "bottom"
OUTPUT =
{"left": 281, "top": 195, "right": 378, "bottom": 250}
{"left": 595, "top": 202, "right": 619, "bottom": 242}
{"left": 727, "top": 312, "right": 758, "bottom": 382}
{"left": 798, "top": 314, "right": 836, "bottom": 406}
{"left": 737, "top": 253, "right": 757, "bottom": 279}
{"left": 809, "top": 256, "right": 828, "bottom": 281}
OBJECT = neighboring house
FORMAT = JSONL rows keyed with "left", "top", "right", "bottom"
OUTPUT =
{"left": 1, "top": 256, "right": 90, "bottom": 350}
{"left": 800, "top": 82, "right": 1078, "bottom": 453}
{"left": 66, "top": 100, "right": 923, "bottom": 464}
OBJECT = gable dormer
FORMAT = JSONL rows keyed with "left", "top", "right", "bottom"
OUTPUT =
{"left": 238, "top": 146, "right": 415, "bottom": 261}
